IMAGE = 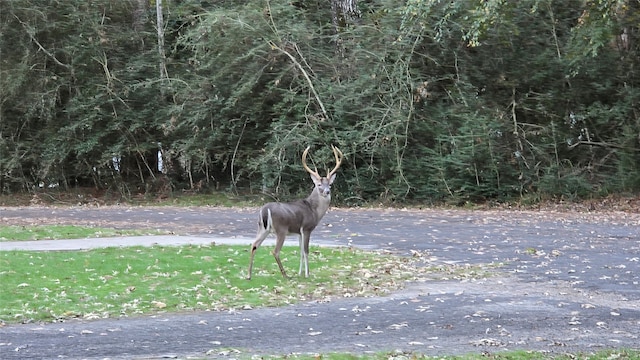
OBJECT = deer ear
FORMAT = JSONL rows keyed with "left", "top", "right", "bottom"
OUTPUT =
{"left": 310, "top": 173, "right": 323, "bottom": 185}
{"left": 328, "top": 173, "right": 337, "bottom": 184}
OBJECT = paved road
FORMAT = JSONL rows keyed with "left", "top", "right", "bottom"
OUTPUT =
{"left": 0, "top": 206, "right": 639, "bottom": 359}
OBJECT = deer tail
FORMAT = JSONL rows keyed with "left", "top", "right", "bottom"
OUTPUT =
{"left": 259, "top": 207, "right": 273, "bottom": 231}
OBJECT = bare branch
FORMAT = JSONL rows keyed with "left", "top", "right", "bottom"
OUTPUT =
{"left": 13, "top": 14, "right": 71, "bottom": 70}
{"left": 568, "top": 140, "right": 640, "bottom": 152}
{"left": 268, "top": 40, "right": 329, "bottom": 121}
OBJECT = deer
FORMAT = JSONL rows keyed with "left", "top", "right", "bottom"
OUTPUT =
{"left": 247, "top": 145, "right": 344, "bottom": 280}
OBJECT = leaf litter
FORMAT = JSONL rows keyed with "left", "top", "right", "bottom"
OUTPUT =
{"left": 0, "top": 244, "right": 495, "bottom": 324}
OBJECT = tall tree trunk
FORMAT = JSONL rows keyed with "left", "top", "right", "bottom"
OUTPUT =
{"left": 156, "top": 0, "right": 168, "bottom": 81}
{"left": 331, "top": 0, "right": 360, "bottom": 77}
{"left": 330, "top": 0, "right": 359, "bottom": 33}
{"left": 132, "top": 0, "right": 147, "bottom": 32}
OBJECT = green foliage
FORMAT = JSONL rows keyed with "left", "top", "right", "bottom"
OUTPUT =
{"left": 1, "top": 0, "right": 639, "bottom": 202}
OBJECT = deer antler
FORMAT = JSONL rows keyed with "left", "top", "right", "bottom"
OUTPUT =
{"left": 301, "top": 146, "right": 321, "bottom": 179}
{"left": 302, "top": 145, "right": 343, "bottom": 179}
{"left": 327, "top": 145, "right": 343, "bottom": 178}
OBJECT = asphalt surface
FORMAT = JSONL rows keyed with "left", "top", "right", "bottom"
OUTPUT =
{"left": 0, "top": 206, "right": 639, "bottom": 359}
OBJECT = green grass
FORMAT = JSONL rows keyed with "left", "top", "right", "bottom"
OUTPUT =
{"left": 0, "top": 225, "right": 164, "bottom": 242}
{"left": 189, "top": 349, "right": 640, "bottom": 359}
{"left": 149, "top": 192, "right": 264, "bottom": 207}
{"left": 266, "top": 349, "right": 640, "bottom": 360}
{"left": 0, "top": 244, "right": 480, "bottom": 324}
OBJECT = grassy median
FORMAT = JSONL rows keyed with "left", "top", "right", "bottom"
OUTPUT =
{"left": 0, "top": 225, "right": 163, "bottom": 242}
{"left": 0, "top": 243, "right": 462, "bottom": 324}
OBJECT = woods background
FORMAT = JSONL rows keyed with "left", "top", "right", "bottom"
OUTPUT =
{"left": 1, "top": 0, "right": 639, "bottom": 204}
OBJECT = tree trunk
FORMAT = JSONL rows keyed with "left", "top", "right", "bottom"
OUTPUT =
{"left": 132, "top": 0, "right": 147, "bottom": 32}
{"left": 330, "top": 0, "right": 359, "bottom": 32}
{"left": 156, "top": 0, "right": 168, "bottom": 81}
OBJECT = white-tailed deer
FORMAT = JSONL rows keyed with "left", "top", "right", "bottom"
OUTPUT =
{"left": 247, "top": 145, "right": 343, "bottom": 280}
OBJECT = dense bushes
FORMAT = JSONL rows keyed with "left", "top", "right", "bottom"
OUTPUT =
{"left": 1, "top": 0, "right": 639, "bottom": 203}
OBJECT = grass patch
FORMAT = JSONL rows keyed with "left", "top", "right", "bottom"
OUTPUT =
{"left": 262, "top": 349, "right": 640, "bottom": 360}
{"left": 0, "top": 225, "right": 164, "bottom": 242}
{"left": 0, "top": 244, "right": 489, "bottom": 324}
{"left": 148, "top": 192, "right": 263, "bottom": 207}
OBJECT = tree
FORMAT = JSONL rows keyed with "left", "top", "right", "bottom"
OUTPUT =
{"left": 0, "top": 0, "right": 638, "bottom": 202}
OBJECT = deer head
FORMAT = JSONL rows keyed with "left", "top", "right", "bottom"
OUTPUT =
{"left": 301, "top": 145, "right": 344, "bottom": 198}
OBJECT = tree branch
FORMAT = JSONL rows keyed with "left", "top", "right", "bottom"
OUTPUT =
{"left": 14, "top": 14, "right": 71, "bottom": 70}
{"left": 268, "top": 40, "right": 329, "bottom": 121}
{"left": 568, "top": 140, "right": 640, "bottom": 152}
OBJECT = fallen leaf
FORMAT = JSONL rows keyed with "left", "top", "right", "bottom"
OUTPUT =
{"left": 470, "top": 338, "right": 503, "bottom": 347}
{"left": 217, "top": 348, "right": 240, "bottom": 356}
{"left": 389, "top": 322, "right": 408, "bottom": 330}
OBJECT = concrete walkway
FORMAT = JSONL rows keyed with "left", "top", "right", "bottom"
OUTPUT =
{"left": 1, "top": 235, "right": 254, "bottom": 251}
{"left": 0, "top": 234, "right": 360, "bottom": 252}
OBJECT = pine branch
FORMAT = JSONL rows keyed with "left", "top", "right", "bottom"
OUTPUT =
{"left": 14, "top": 14, "right": 71, "bottom": 70}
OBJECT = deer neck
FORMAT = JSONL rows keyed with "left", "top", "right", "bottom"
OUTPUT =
{"left": 306, "top": 189, "right": 331, "bottom": 220}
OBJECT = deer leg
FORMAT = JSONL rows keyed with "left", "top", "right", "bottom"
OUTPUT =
{"left": 298, "top": 230, "right": 305, "bottom": 276}
{"left": 247, "top": 227, "right": 270, "bottom": 280}
{"left": 301, "top": 231, "right": 311, "bottom": 277}
{"left": 272, "top": 232, "right": 288, "bottom": 278}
